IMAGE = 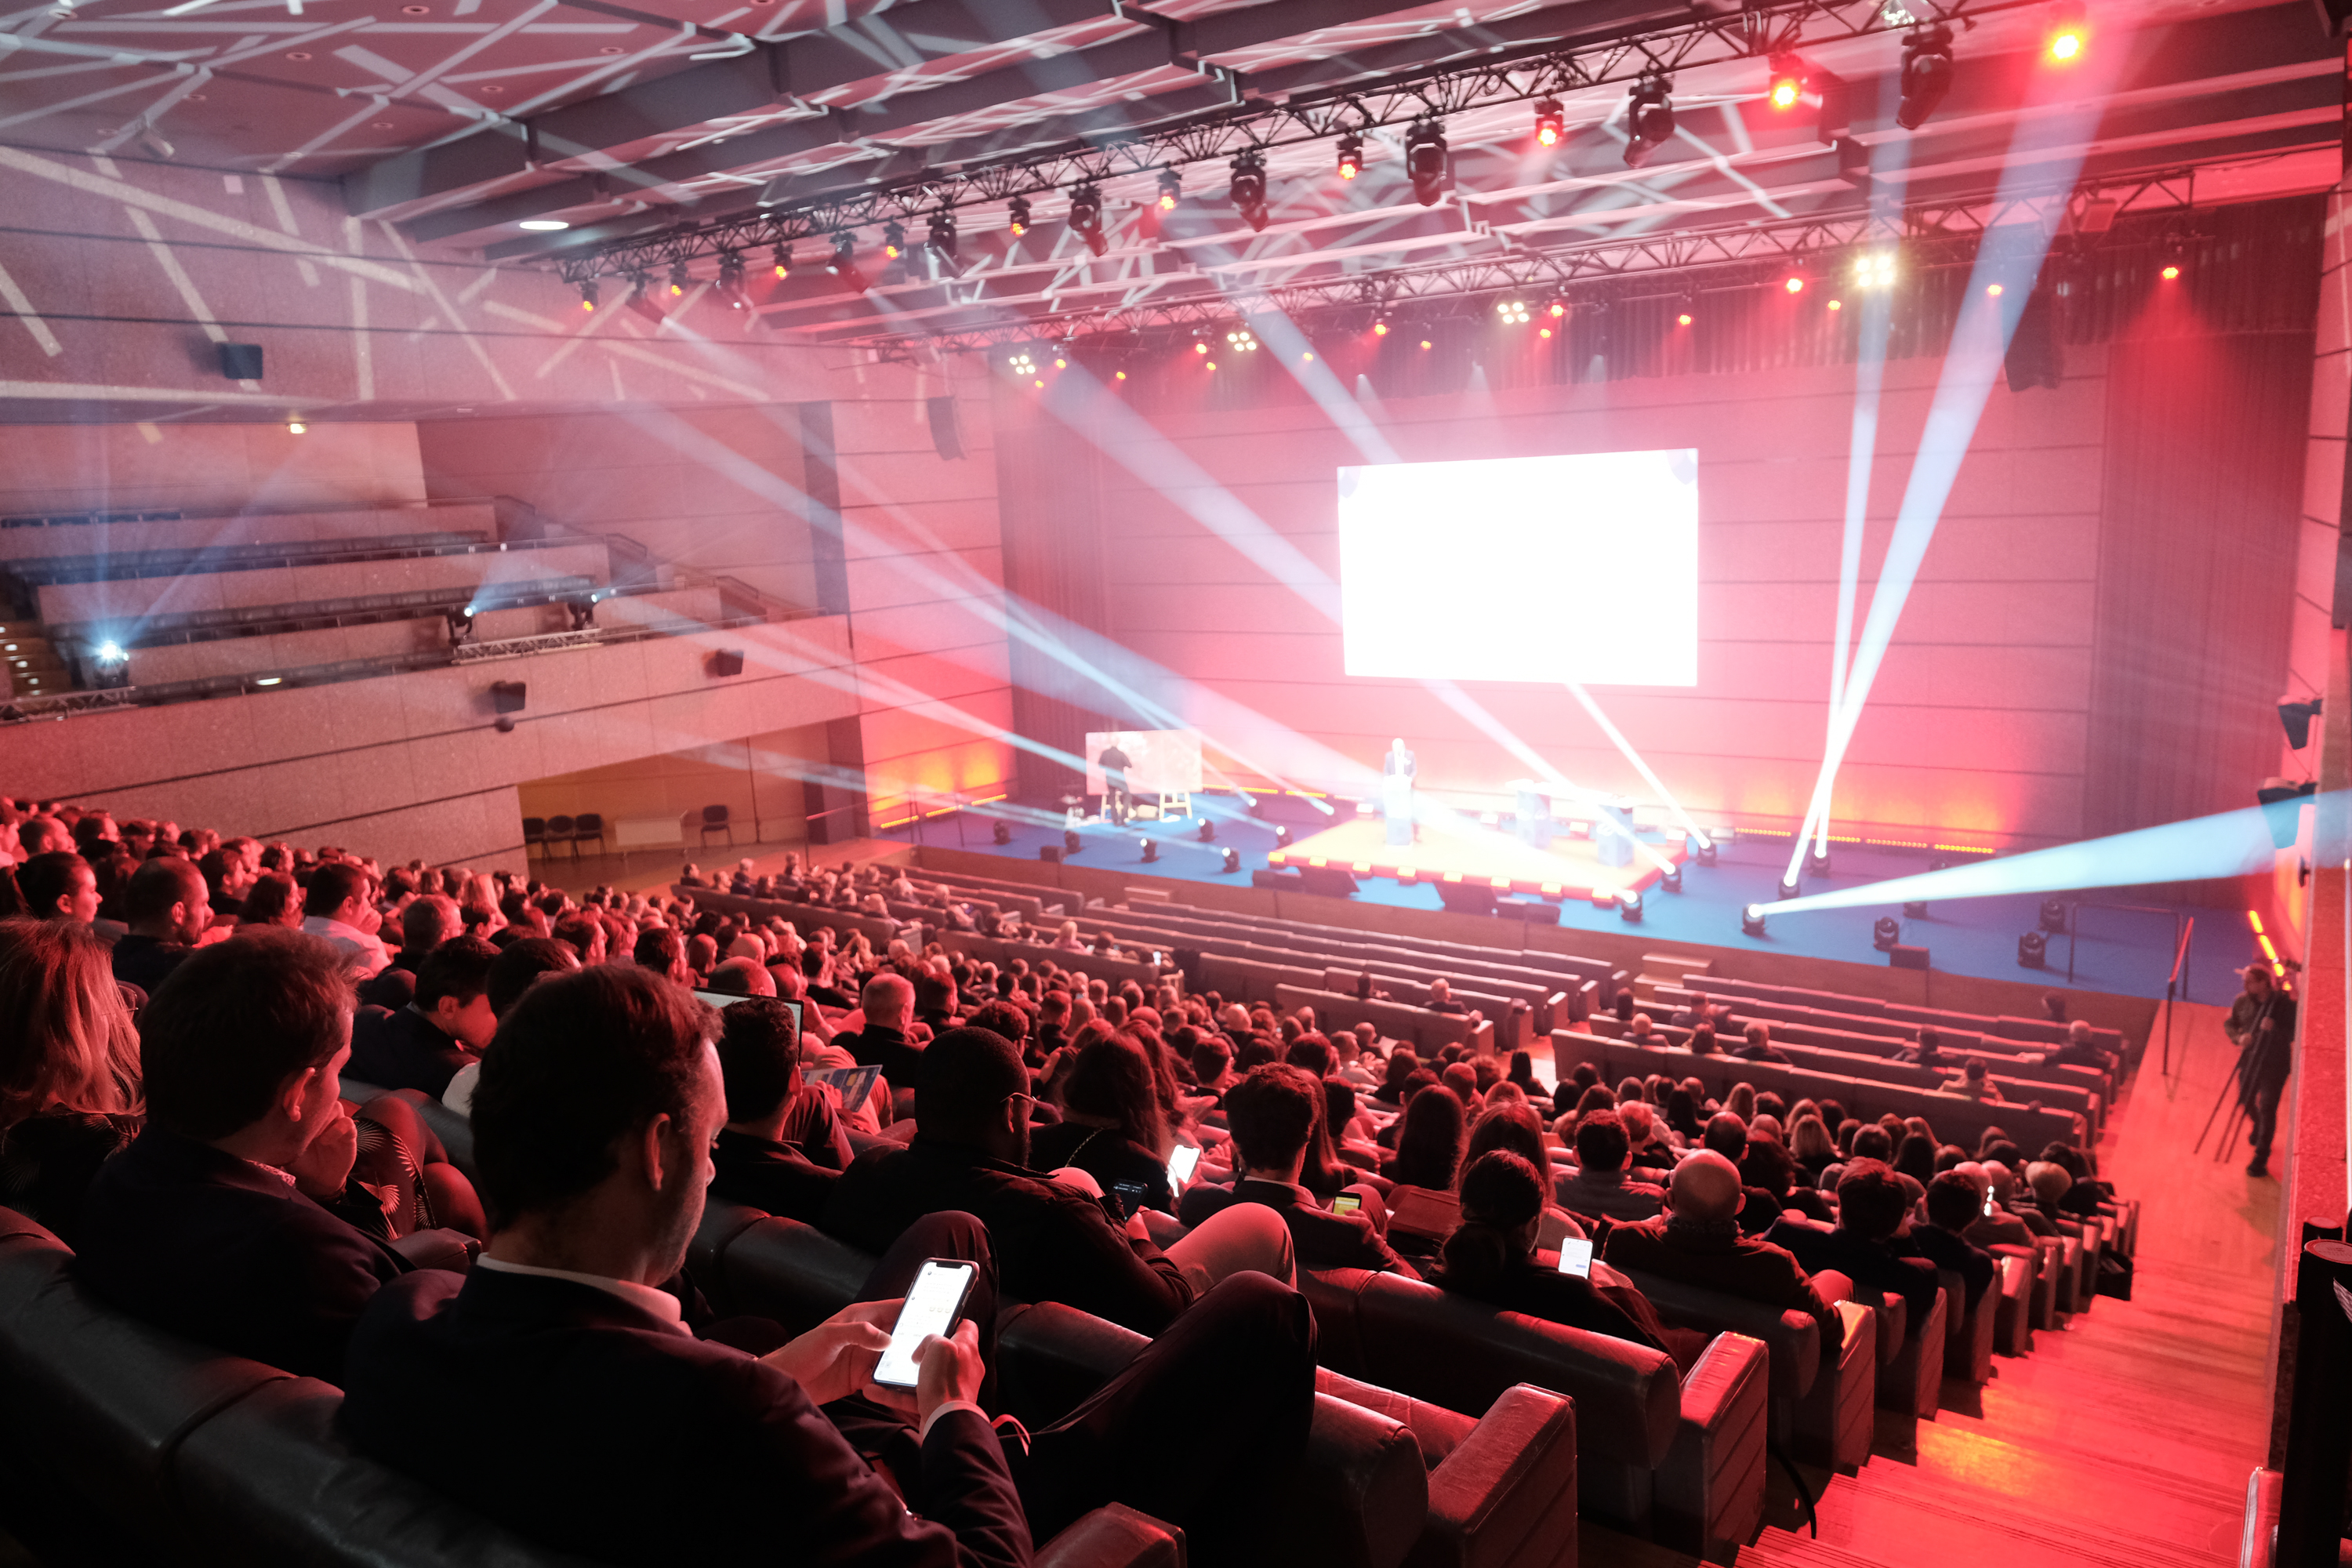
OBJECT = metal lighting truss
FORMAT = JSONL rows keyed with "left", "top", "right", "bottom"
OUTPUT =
{"left": 550, "top": 0, "right": 2056, "bottom": 289}
{"left": 843, "top": 167, "right": 2202, "bottom": 358}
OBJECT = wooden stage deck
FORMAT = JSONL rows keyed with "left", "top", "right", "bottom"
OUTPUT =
{"left": 1268, "top": 814, "right": 1681, "bottom": 902}
{"left": 1577, "top": 1002, "right": 2282, "bottom": 1568}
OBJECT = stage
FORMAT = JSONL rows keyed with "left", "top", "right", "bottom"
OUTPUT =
{"left": 1268, "top": 813, "right": 1679, "bottom": 902}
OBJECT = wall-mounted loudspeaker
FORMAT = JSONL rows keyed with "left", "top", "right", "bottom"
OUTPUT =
{"left": 219, "top": 343, "right": 264, "bottom": 380}
{"left": 1039, "top": 846, "right": 1062, "bottom": 863}
{"left": 709, "top": 648, "right": 745, "bottom": 677}
{"left": 1435, "top": 880, "right": 1499, "bottom": 916}
{"left": 490, "top": 681, "right": 528, "bottom": 714}
{"left": 926, "top": 395, "right": 964, "bottom": 460}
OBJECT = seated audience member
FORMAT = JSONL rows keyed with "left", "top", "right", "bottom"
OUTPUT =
{"left": 1625, "top": 1012, "right": 1658, "bottom": 1044}
{"left": 1734, "top": 1022, "right": 1789, "bottom": 1064}
{"left": 836, "top": 972, "right": 924, "bottom": 1087}
{"left": 1955, "top": 1163, "right": 2039, "bottom": 1250}
{"left": 1554, "top": 1109, "right": 1667, "bottom": 1223}
{"left": 18, "top": 851, "right": 99, "bottom": 924}
{"left": 359, "top": 895, "right": 460, "bottom": 1009}
{"left": 0, "top": 920, "right": 143, "bottom": 1242}
{"left": 1789, "top": 1113, "right": 1838, "bottom": 1181}
{"left": 1687, "top": 1023, "right": 1719, "bottom": 1058}
{"left": 110, "top": 857, "right": 213, "bottom": 995}
{"left": 1663, "top": 1085, "right": 1704, "bottom": 1142}
{"left": 1383, "top": 1083, "right": 1465, "bottom": 1192}
{"left": 300, "top": 862, "right": 391, "bottom": 978}
{"left": 823, "top": 1027, "right": 1294, "bottom": 1335}
{"left": 1029, "top": 1031, "right": 1181, "bottom": 1216}
{"left": 348, "top": 935, "right": 499, "bottom": 1098}
{"left": 1981, "top": 1159, "right": 2058, "bottom": 1238}
{"left": 1619, "top": 1100, "right": 1675, "bottom": 1171}
{"left": 1671, "top": 991, "right": 1725, "bottom": 1029}
{"left": 1182, "top": 1065, "right": 1414, "bottom": 1276}
{"left": 710, "top": 998, "right": 848, "bottom": 1222}
{"left": 705, "top": 956, "right": 776, "bottom": 998}
{"left": 75, "top": 931, "right": 412, "bottom": 1381}
{"left": 236, "top": 871, "right": 305, "bottom": 931}
{"left": 1896, "top": 1026, "right": 1947, "bottom": 1069}
{"left": 1504, "top": 1049, "right": 1553, "bottom": 1108}
{"left": 1602, "top": 1151, "right": 1843, "bottom": 1348}
{"left": 2051, "top": 1019, "right": 2116, "bottom": 1070}
{"left": 1947, "top": 1057, "right": 2004, "bottom": 1102}
{"left": 342, "top": 964, "right": 1316, "bottom": 1568}
{"left": 1903, "top": 1171, "right": 1998, "bottom": 1310}
{"left": 2024, "top": 1160, "right": 2075, "bottom": 1221}
{"left": 1436, "top": 1151, "right": 1670, "bottom": 1353}
{"left": 1891, "top": 1132, "right": 1939, "bottom": 1191}
{"left": 1767, "top": 1160, "right": 1940, "bottom": 1322}
{"left": 441, "top": 937, "right": 585, "bottom": 1117}
{"left": 633, "top": 927, "right": 694, "bottom": 989}
{"left": 1373, "top": 1048, "right": 1421, "bottom": 1107}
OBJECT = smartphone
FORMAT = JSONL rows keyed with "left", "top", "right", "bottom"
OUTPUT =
{"left": 805, "top": 1063, "right": 884, "bottom": 1109}
{"left": 1331, "top": 1194, "right": 1362, "bottom": 1217}
{"left": 1110, "top": 1179, "right": 1150, "bottom": 1219}
{"left": 1556, "top": 1238, "right": 1595, "bottom": 1278}
{"left": 1167, "top": 1145, "right": 1203, "bottom": 1186}
{"left": 1982, "top": 1187, "right": 1998, "bottom": 1218}
{"left": 873, "top": 1259, "right": 978, "bottom": 1389}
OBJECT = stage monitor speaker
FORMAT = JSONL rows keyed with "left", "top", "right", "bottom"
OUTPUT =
{"left": 490, "top": 681, "right": 528, "bottom": 714}
{"left": 1039, "top": 846, "right": 1062, "bottom": 863}
{"left": 926, "top": 395, "right": 964, "bottom": 460}
{"left": 1500, "top": 897, "right": 1561, "bottom": 926}
{"left": 1294, "top": 866, "right": 1359, "bottom": 898}
{"left": 1251, "top": 868, "right": 1304, "bottom": 891}
{"left": 218, "top": 343, "right": 263, "bottom": 380}
{"left": 2003, "top": 289, "right": 2062, "bottom": 392}
{"left": 709, "top": 648, "right": 744, "bottom": 677}
{"left": 1889, "top": 944, "right": 1929, "bottom": 971}
{"left": 1436, "top": 880, "right": 1499, "bottom": 916}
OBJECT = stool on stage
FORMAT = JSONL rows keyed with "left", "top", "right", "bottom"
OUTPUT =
{"left": 1510, "top": 780, "right": 1555, "bottom": 849}
{"left": 1595, "top": 800, "right": 1637, "bottom": 868}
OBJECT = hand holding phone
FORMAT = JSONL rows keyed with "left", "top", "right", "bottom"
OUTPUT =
{"left": 1330, "top": 1194, "right": 1362, "bottom": 1217}
{"left": 874, "top": 1259, "right": 979, "bottom": 1390}
{"left": 1167, "top": 1144, "right": 1202, "bottom": 1189}
{"left": 760, "top": 1299, "right": 897, "bottom": 1407}
{"left": 1555, "top": 1238, "right": 1595, "bottom": 1278}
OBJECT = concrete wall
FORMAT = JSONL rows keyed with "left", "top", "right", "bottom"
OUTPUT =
{"left": 0, "top": 422, "right": 425, "bottom": 517}
{"left": 517, "top": 718, "right": 829, "bottom": 851}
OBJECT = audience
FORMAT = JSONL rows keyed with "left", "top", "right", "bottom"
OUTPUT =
{"left": 1767, "top": 1160, "right": 1940, "bottom": 1322}
{"left": 1554, "top": 1109, "right": 1667, "bottom": 1222}
{"left": 109, "top": 857, "right": 212, "bottom": 995}
{"left": 1028, "top": 1029, "right": 1181, "bottom": 1215}
{"left": 1905, "top": 1171, "right": 1998, "bottom": 1310}
{"left": 1435, "top": 1150, "right": 1671, "bottom": 1353}
{"left": 706, "top": 996, "right": 844, "bottom": 1222}
{"left": 1602, "top": 1150, "right": 1845, "bottom": 1350}
{"left": 16, "top": 851, "right": 99, "bottom": 924}
{"left": 0, "top": 919, "right": 144, "bottom": 1243}
{"left": 348, "top": 935, "right": 498, "bottom": 1098}
{"left": 1181, "top": 1064, "right": 1412, "bottom": 1276}
{"left": 299, "top": 863, "right": 390, "bottom": 978}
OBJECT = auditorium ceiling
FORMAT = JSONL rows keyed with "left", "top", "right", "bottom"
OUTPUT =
{"left": 0, "top": 0, "right": 2339, "bottom": 348}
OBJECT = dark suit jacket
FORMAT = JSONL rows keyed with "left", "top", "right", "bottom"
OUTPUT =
{"left": 839, "top": 1024, "right": 926, "bottom": 1090}
{"left": 710, "top": 1129, "right": 839, "bottom": 1224}
{"left": 1766, "top": 1217, "right": 1940, "bottom": 1323}
{"left": 348, "top": 1005, "right": 476, "bottom": 1099}
{"left": 1179, "top": 1178, "right": 1414, "bottom": 1277}
{"left": 1602, "top": 1214, "right": 1842, "bottom": 1348}
{"left": 74, "top": 1125, "right": 410, "bottom": 1383}
{"left": 1904, "top": 1225, "right": 1995, "bottom": 1309}
{"left": 1028, "top": 1122, "right": 1172, "bottom": 1217}
{"left": 824, "top": 1138, "right": 1193, "bottom": 1334}
{"left": 109, "top": 935, "right": 193, "bottom": 996}
{"left": 343, "top": 1269, "right": 1028, "bottom": 1568}
{"left": 1429, "top": 1258, "right": 1668, "bottom": 1353}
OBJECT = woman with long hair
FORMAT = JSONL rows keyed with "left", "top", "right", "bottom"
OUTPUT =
{"left": 0, "top": 918, "right": 143, "bottom": 1241}
{"left": 1788, "top": 1112, "right": 1838, "bottom": 1181}
{"left": 1384, "top": 1084, "right": 1466, "bottom": 1192}
{"left": 1028, "top": 1028, "right": 1179, "bottom": 1214}
{"left": 1432, "top": 1151, "right": 1670, "bottom": 1354}
{"left": 1464, "top": 1103, "right": 1584, "bottom": 1247}
{"left": 234, "top": 871, "right": 305, "bottom": 930}
{"left": 1723, "top": 1082, "right": 1756, "bottom": 1122}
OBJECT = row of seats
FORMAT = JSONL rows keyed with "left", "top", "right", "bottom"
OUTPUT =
{"left": 1698, "top": 975, "right": 2127, "bottom": 1062}
{"left": 57, "top": 574, "right": 597, "bottom": 652}
{"left": 2, "top": 529, "right": 489, "bottom": 588}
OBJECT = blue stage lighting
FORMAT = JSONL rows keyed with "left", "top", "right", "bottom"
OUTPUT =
{"left": 1691, "top": 837, "right": 1717, "bottom": 866}
{"left": 1275, "top": 825, "right": 1292, "bottom": 848}
{"left": 1777, "top": 875, "right": 1800, "bottom": 902}
{"left": 1661, "top": 865, "right": 1682, "bottom": 893}
{"left": 1903, "top": 899, "right": 1927, "bottom": 917}
{"left": 1618, "top": 891, "right": 1643, "bottom": 924}
{"left": 1806, "top": 845, "right": 1831, "bottom": 877}
{"left": 1741, "top": 904, "right": 1769, "bottom": 936}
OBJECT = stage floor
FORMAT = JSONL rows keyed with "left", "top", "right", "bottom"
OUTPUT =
{"left": 1269, "top": 814, "right": 1678, "bottom": 901}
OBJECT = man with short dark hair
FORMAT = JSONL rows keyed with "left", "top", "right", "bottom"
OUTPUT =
{"left": 1904, "top": 1171, "right": 1998, "bottom": 1309}
{"left": 301, "top": 862, "right": 390, "bottom": 978}
{"left": 1181, "top": 1064, "right": 1412, "bottom": 1276}
{"left": 1555, "top": 1109, "right": 1667, "bottom": 1221}
{"left": 361, "top": 894, "right": 462, "bottom": 1009}
{"left": 1734, "top": 1021, "right": 1790, "bottom": 1064}
{"left": 343, "top": 967, "right": 1316, "bottom": 1568}
{"left": 1766, "top": 1158, "right": 1940, "bottom": 1321}
{"left": 16, "top": 850, "right": 97, "bottom": 924}
{"left": 632, "top": 926, "right": 692, "bottom": 989}
{"left": 76, "top": 931, "right": 411, "bottom": 1381}
{"left": 711, "top": 997, "right": 854, "bottom": 1221}
{"left": 1896, "top": 1026, "right": 1947, "bottom": 1069}
{"left": 825, "top": 1027, "right": 1295, "bottom": 1334}
{"left": 111, "top": 856, "right": 212, "bottom": 994}
{"left": 440, "top": 937, "right": 584, "bottom": 1117}
{"left": 350, "top": 935, "right": 499, "bottom": 1098}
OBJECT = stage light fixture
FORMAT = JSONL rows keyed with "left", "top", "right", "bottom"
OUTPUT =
{"left": 667, "top": 260, "right": 689, "bottom": 296}
{"left": 1007, "top": 350, "right": 1036, "bottom": 376}
{"left": 2017, "top": 930, "right": 2047, "bottom": 968}
{"left": 2281, "top": 697, "right": 2323, "bottom": 750}
{"left": 1372, "top": 314, "right": 1391, "bottom": 336}
{"left": 1624, "top": 74, "right": 1673, "bottom": 168}
{"left": 1404, "top": 119, "right": 1448, "bottom": 205}
{"left": 1690, "top": 835, "right": 1717, "bottom": 866}
{"left": 717, "top": 250, "right": 747, "bottom": 309}
{"left": 1742, "top": 904, "right": 1769, "bottom": 937}
{"left": 565, "top": 598, "right": 597, "bottom": 631}
{"left": 827, "top": 234, "right": 855, "bottom": 272}
{"left": 1548, "top": 299, "right": 1566, "bottom": 318}
{"left": 1896, "top": 26, "right": 1955, "bottom": 129}
{"left": 1777, "top": 875, "right": 1800, "bottom": 902}
{"left": 1337, "top": 132, "right": 1363, "bottom": 180}
{"left": 1872, "top": 916, "right": 1900, "bottom": 952}
{"left": 1660, "top": 865, "right": 1682, "bottom": 892}
{"left": 1140, "top": 837, "right": 1158, "bottom": 863}
{"left": 881, "top": 220, "right": 906, "bottom": 260}
{"left": 1785, "top": 274, "right": 1806, "bottom": 294}
{"left": 2038, "top": 898, "right": 2067, "bottom": 934}
{"left": 285, "top": 420, "right": 306, "bottom": 436}
{"left": 1064, "top": 829, "right": 1082, "bottom": 855}
{"left": 1007, "top": 196, "right": 1030, "bottom": 236}
{"left": 1495, "top": 298, "right": 1530, "bottom": 325}
{"left": 1806, "top": 844, "right": 1831, "bottom": 877}
{"left": 2045, "top": 0, "right": 2087, "bottom": 61}
{"left": 1156, "top": 169, "right": 1181, "bottom": 210}
{"left": 771, "top": 244, "right": 791, "bottom": 280}
{"left": 1222, "top": 847, "right": 1241, "bottom": 873}
{"left": 1275, "top": 825, "right": 1292, "bottom": 848}
{"left": 1853, "top": 249, "right": 1898, "bottom": 289}
{"left": 991, "top": 822, "right": 1011, "bottom": 845}
{"left": 1197, "top": 819, "right": 1216, "bottom": 843}
{"left": 1534, "top": 97, "right": 1565, "bottom": 148}
{"left": 927, "top": 209, "right": 957, "bottom": 258}
{"left": 1617, "top": 890, "right": 1642, "bottom": 924}
{"left": 578, "top": 279, "right": 598, "bottom": 312}
{"left": 1229, "top": 151, "right": 1270, "bottom": 230}
{"left": 1766, "top": 56, "right": 1805, "bottom": 111}
{"left": 1904, "top": 899, "right": 1928, "bottom": 918}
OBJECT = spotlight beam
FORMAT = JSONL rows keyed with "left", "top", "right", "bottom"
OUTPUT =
{"left": 1563, "top": 681, "right": 1712, "bottom": 853}
{"left": 1763, "top": 794, "right": 2342, "bottom": 918}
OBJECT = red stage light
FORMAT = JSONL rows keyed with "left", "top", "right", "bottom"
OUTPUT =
{"left": 1419, "top": 339, "right": 1432, "bottom": 350}
{"left": 1115, "top": 370, "right": 1127, "bottom": 380}
{"left": 2161, "top": 264, "right": 2180, "bottom": 280}
{"left": 1677, "top": 312, "right": 1693, "bottom": 326}
{"left": 1828, "top": 299, "right": 1842, "bottom": 311}
{"left": 1372, "top": 321, "right": 1388, "bottom": 336}
{"left": 1534, "top": 97, "right": 1564, "bottom": 148}
{"left": 1784, "top": 276, "right": 1804, "bottom": 294}
{"left": 1206, "top": 360, "right": 1218, "bottom": 370}
{"left": 1548, "top": 302, "right": 1565, "bottom": 317}
{"left": 1768, "top": 71, "right": 1802, "bottom": 111}
{"left": 1539, "top": 328, "right": 1552, "bottom": 338}
{"left": 1986, "top": 283, "right": 2003, "bottom": 296}
{"left": 1194, "top": 341, "right": 1208, "bottom": 353}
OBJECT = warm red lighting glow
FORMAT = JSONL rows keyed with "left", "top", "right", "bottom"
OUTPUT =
{"left": 1159, "top": 193, "right": 1177, "bottom": 210}
{"left": 1340, "top": 162, "right": 1358, "bottom": 180}
{"left": 580, "top": 299, "right": 594, "bottom": 312}
{"left": 1032, "top": 379, "right": 1044, "bottom": 388}
{"left": 1537, "top": 125, "right": 1559, "bottom": 147}
{"left": 1419, "top": 339, "right": 1432, "bottom": 350}
{"left": 1115, "top": 370, "right": 1127, "bottom": 380}
{"left": 1053, "top": 358, "right": 1065, "bottom": 368}
{"left": 1302, "top": 352, "right": 1314, "bottom": 361}
{"left": 1987, "top": 283, "right": 2003, "bottom": 296}
{"left": 2048, "top": 27, "right": 2085, "bottom": 62}
{"left": 1828, "top": 299, "right": 1842, "bottom": 310}
{"left": 2161, "top": 264, "right": 2180, "bottom": 280}
{"left": 1206, "top": 360, "right": 1218, "bottom": 370}
{"left": 668, "top": 284, "right": 683, "bottom": 297}
{"left": 1768, "top": 74, "right": 1802, "bottom": 111}
{"left": 1194, "top": 342, "right": 1209, "bottom": 353}
{"left": 1548, "top": 302, "right": 1565, "bottom": 317}
{"left": 1539, "top": 328, "right": 1552, "bottom": 338}
{"left": 1677, "top": 312, "right": 1693, "bottom": 326}
{"left": 1372, "top": 321, "right": 1388, "bottom": 336}
{"left": 1785, "top": 276, "right": 1804, "bottom": 294}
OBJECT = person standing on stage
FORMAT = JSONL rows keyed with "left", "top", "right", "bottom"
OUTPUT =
{"left": 1098, "top": 735, "right": 1134, "bottom": 827}
{"left": 2225, "top": 964, "right": 2296, "bottom": 1179}
{"left": 1381, "top": 738, "right": 1416, "bottom": 848}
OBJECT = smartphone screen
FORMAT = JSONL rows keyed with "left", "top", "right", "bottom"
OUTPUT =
{"left": 1331, "top": 1194, "right": 1362, "bottom": 1216}
{"left": 1167, "top": 1145, "right": 1202, "bottom": 1185}
{"left": 1111, "top": 1180, "right": 1149, "bottom": 1220}
{"left": 1556, "top": 1238, "right": 1595, "bottom": 1278}
{"left": 874, "top": 1260, "right": 977, "bottom": 1389}
{"left": 1982, "top": 1188, "right": 1998, "bottom": 1218}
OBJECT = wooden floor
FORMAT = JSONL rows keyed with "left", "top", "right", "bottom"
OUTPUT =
{"left": 1584, "top": 1001, "right": 2282, "bottom": 1568}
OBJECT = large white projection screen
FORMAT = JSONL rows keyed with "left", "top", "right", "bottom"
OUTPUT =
{"left": 1338, "top": 449, "right": 1700, "bottom": 685}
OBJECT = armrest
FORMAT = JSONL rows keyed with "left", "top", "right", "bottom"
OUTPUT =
{"left": 1657, "top": 1333, "right": 1769, "bottom": 1559}
{"left": 1037, "top": 1504, "right": 1185, "bottom": 1568}
{"left": 387, "top": 1228, "right": 478, "bottom": 1273}
{"left": 1407, "top": 1385, "right": 1578, "bottom": 1568}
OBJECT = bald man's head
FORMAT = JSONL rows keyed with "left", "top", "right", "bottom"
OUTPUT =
{"left": 1669, "top": 1149, "right": 1744, "bottom": 1222}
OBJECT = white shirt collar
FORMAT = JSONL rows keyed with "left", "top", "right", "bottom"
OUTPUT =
{"left": 474, "top": 1256, "right": 688, "bottom": 1333}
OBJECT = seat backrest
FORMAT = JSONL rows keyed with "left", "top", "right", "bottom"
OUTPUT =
{"left": 703, "top": 804, "right": 729, "bottom": 825}
{"left": 1612, "top": 1266, "right": 1823, "bottom": 1407}
{"left": 713, "top": 1213, "right": 873, "bottom": 1334}
{"left": 546, "top": 815, "right": 575, "bottom": 833}
{"left": 574, "top": 813, "right": 603, "bottom": 832}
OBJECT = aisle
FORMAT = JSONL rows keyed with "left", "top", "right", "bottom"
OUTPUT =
{"left": 1586, "top": 1002, "right": 2281, "bottom": 1568}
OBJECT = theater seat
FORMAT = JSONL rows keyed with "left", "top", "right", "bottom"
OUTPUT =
{"left": 1941, "top": 1267, "right": 2001, "bottom": 1386}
